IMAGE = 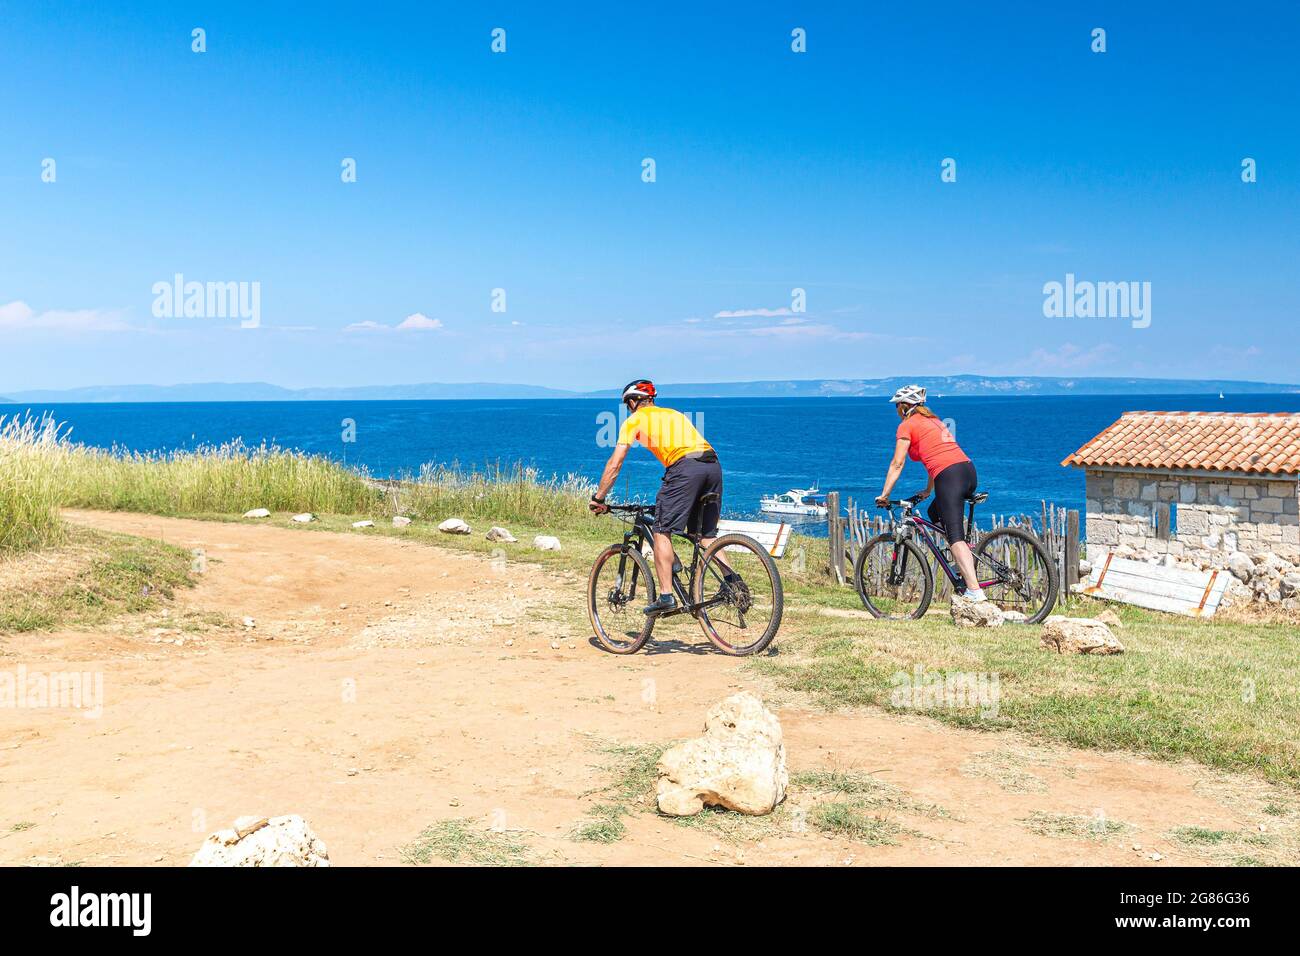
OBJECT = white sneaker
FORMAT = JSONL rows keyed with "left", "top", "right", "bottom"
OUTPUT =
{"left": 962, "top": 589, "right": 987, "bottom": 603}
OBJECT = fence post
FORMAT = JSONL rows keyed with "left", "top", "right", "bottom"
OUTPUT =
{"left": 1155, "top": 502, "right": 1171, "bottom": 541}
{"left": 826, "top": 491, "right": 844, "bottom": 585}
{"left": 1065, "top": 509, "right": 1080, "bottom": 599}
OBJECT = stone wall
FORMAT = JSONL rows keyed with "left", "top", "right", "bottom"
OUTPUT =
{"left": 1084, "top": 469, "right": 1300, "bottom": 566}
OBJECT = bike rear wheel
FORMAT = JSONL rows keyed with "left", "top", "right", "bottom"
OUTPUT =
{"left": 588, "top": 544, "right": 657, "bottom": 654}
{"left": 692, "top": 533, "right": 783, "bottom": 656}
{"left": 853, "top": 534, "right": 934, "bottom": 620}
{"left": 974, "top": 527, "right": 1059, "bottom": 624}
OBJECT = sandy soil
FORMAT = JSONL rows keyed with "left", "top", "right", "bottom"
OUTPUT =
{"left": 0, "top": 511, "right": 1257, "bottom": 866}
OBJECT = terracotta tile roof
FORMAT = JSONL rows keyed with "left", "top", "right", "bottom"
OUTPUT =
{"left": 1062, "top": 411, "right": 1300, "bottom": 475}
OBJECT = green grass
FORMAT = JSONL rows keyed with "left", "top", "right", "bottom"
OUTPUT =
{"left": 792, "top": 769, "right": 949, "bottom": 818}
{"left": 399, "top": 818, "right": 532, "bottom": 866}
{"left": 1020, "top": 810, "right": 1132, "bottom": 842}
{"left": 809, "top": 801, "right": 903, "bottom": 845}
{"left": 568, "top": 804, "right": 628, "bottom": 844}
{"left": 0, "top": 414, "right": 68, "bottom": 554}
{"left": 745, "top": 545, "right": 1300, "bottom": 787}
{"left": 0, "top": 528, "right": 195, "bottom": 634}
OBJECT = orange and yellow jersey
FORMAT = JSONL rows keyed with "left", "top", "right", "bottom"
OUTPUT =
{"left": 617, "top": 405, "right": 712, "bottom": 468}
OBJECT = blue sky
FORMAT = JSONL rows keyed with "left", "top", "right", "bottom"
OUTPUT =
{"left": 2, "top": 1, "right": 1297, "bottom": 391}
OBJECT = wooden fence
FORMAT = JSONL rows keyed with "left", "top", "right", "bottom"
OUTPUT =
{"left": 825, "top": 491, "right": 1081, "bottom": 605}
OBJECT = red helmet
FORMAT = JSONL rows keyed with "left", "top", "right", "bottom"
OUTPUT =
{"left": 621, "top": 379, "right": 656, "bottom": 403}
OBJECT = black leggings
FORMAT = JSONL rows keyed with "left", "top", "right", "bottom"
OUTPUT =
{"left": 928, "top": 460, "right": 978, "bottom": 545}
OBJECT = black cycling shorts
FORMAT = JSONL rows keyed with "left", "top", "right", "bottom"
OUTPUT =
{"left": 654, "top": 453, "right": 722, "bottom": 537}
{"left": 928, "top": 460, "right": 977, "bottom": 545}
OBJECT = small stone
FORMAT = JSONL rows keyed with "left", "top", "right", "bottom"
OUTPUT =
{"left": 291, "top": 513, "right": 315, "bottom": 523}
{"left": 243, "top": 508, "right": 271, "bottom": 519}
{"left": 392, "top": 516, "right": 412, "bottom": 528}
{"left": 950, "top": 592, "right": 1004, "bottom": 628}
{"left": 1040, "top": 616, "right": 1124, "bottom": 655}
{"left": 533, "top": 535, "right": 562, "bottom": 552}
{"left": 242, "top": 617, "right": 256, "bottom": 629}
{"left": 351, "top": 520, "right": 375, "bottom": 529}
{"left": 439, "top": 518, "right": 472, "bottom": 535}
{"left": 550, "top": 640, "right": 561, "bottom": 649}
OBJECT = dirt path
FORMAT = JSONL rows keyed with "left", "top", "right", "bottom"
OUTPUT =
{"left": 0, "top": 511, "right": 1257, "bottom": 866}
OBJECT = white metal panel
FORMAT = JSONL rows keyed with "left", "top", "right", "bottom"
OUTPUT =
{"left": 1081, "top": 553, "right": 1228, "bottom": 617}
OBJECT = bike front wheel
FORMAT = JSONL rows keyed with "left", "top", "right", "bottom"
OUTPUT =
{"left": 853, "top": 534, "right": 934, "bottom": 620}
{"left": 692, "top": 533, "right": 783, "bottom": 656}
{"left": 974, "top": 527, "right": 1059, "bottom": 624}
{"left": 588, "top": 544, "right": 657, "bottom": 654}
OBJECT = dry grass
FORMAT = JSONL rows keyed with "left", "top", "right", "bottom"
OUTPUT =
{"left": 0, "top": 527, "right": 194, "bottom": 634}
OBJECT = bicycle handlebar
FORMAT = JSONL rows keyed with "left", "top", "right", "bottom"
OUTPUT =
{"left": 876, "top": 498, "right": 916, "bottom": 511}
{"left": 603, "top": 502, "right": 656, "bottom": 514}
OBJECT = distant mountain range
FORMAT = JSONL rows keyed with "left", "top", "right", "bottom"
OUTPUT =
{"left": 1, "top": 376, "right": 1297, "bottom": 404}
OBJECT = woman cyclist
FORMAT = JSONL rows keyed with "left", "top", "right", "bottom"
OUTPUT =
{"left": 875, "top": 384, "right": 985, "bottom": 602}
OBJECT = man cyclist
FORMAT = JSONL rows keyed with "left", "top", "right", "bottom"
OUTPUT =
{"left": 589, "top": 379, "right": 735, "bottom": 615}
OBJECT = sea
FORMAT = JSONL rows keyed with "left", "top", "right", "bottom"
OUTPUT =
{"left": 9, "top": 394, "right": 1298, "bottom": 533}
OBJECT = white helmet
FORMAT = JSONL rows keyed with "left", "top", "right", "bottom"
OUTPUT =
{"left": 889, "top": 384, "right": 927, "bottom": 405}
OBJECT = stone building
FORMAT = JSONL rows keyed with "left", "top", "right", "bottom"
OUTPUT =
{"left": 1062, "top": 411, "right": 1300, "bottom": 569}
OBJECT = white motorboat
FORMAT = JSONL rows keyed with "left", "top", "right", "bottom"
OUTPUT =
{"left": 760, "top": 485, "right": 828, "bottom": 518}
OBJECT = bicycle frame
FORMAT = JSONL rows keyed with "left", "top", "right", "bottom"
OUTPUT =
{"left": 612, "top": 506, "right": 729, "bottom": 618}
{"left": 886, "top": 504, "right": 1001, "bottom": 590}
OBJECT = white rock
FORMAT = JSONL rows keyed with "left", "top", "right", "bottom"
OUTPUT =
{"left": 1228, "top": 552, "right": 1254, "bottom": 583}
{"left": 1095, "top": 608, "right": 1123, "bottom": 629}
{"left": 189, "top": 814, "right": 329, "bottom": 867}
{"left": 392, "top": 516, "right": 412, "bottom": 528}
{"left": 533, "top": 535, "right": 562, "bottom": 552}
{"left": 1078, "top": 559, "right": 1092, "bottom": 578}
{"left": 485, "top": 526, "right": 518, "bottom": 543}
{"left": 656, "top": 692, "right": 787, "bottom": 817}
{"left": 1040, "top": 615, "right": 1124, "bottom": 655}
{"left": 351, "top": 520, "right": 375, "bottom": 528}
{"left": 291, "top": 513, "right": 315, "bottom": 523}
{"left": 950, "top": 592, "right": 1004, "bottom": 628}
{"left": 1281, "top": 573, "right": 1300, "bottom": 600}
{"left": 1000, "top": 610, "right": 1029, "bottom": 624}
{"left": 242, "top": 616, "right": 256, "bottom": 629}
{"left": 243, "top": 508, "right": 271, "bottom": 519}
{"left": 439, "top": 518, "right": 472, "bottom": 535}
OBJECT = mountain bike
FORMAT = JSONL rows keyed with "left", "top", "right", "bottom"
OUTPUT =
{"left": 853, "top": 492, "right": 1058, "bottom": 623}
{"left": 587, "top": 496, "right": 783, "bottom": 655}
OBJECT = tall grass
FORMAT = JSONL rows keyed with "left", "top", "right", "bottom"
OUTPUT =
{"left": 0, "top": 412, "right": 595, "bottom": 553}
{"left": 0, "top": 414, "right": 68, "bottom": 553}
{"left": 56, "top": 438, "right": 379, "bottom": 515}
{"left": 0, "top": 412, "right": 378, "bottom": 544}
{"left": 398, "top": 462, "right": 595, "bottom": 528}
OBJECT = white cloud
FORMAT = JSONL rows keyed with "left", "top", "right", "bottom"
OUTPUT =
{"left": 0, "top": 300, "right": 129, "bottom": 332}
{"left": 344, "top": 313, "right": 445, "bottom": 333}
{"left": 396, "top": 312, "right": 443, "bottom": 331}
{"left": 713, "top": 307, "right": 793, "bottom": 319}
